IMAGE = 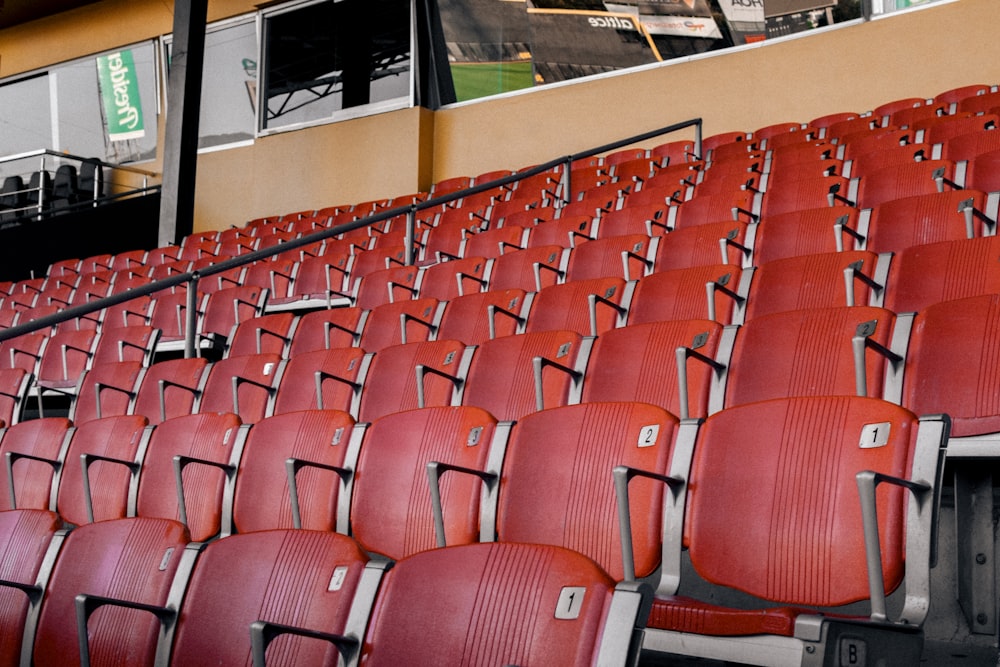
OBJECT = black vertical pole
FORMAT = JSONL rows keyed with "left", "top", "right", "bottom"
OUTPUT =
{"left": 158, "top": 0, "right": 209, "bottom": 247}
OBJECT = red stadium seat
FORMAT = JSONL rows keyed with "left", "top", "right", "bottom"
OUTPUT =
{"left": 357, "top": 339, "right": 468, "bottom": 423}
{"left": 0, "top": 417, "right": 71, "bottom": 511}
{"left": 272, "top": 347, "right": 368, "bottom": 417}
{"left": 744, "top": 250, "right": 889, "bottom": 321}
{"left": 582, "top": 320, "right": 725, "bottom": 419}
{"left": 349, "top": 406, "right": 497, "bottom": 560}
{"left": 884, "top": 236, "right": 1000, "bottom": 314}
{"left": 136, "top": 412, "right": 244, "bottom": 542}
{"left": 331, "top": 542, "right": 649, "bottom": 666}
{"left": 232, "top": 409, "right": 355, "bottom": 533}
{"left": 31, "top": 517, "right": 190, "bottom": 667}
{"left": 0, "top": 509, "right": 61, "bottom": 666}
{"left": 495, "top": 402, "right": 677, "bottom": 581}
{"left": 131, "top": 357, "right": 208, "bottom": 425}
{"left": 723, "top": 306, "right": 904, "bottom": 410}
{"left": 462, "top": 329, "right": 588, "bottom": 421}
{"left": 628, "top": 265, "right": 748, "bottom": 326}
{"left": 172, "top": 529, "right": 375, "bottom": 667}
{"left": 525, "top": 277, "right": 627, "bottom": 336}
{"left": 642, "top": 396, "right": 945, "bottom": 666}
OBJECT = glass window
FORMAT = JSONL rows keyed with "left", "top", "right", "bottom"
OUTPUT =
{"left": 0, "top": 74, "right": 52, "bottom": 157}
{"left": 260, "top": 0, "right": 412, "bottom": 132}
{"left": 0, "top": 41, "right": 159, "bottom": 167}
{"left": 166, "top": 17, "right": 259, "bottom": 149}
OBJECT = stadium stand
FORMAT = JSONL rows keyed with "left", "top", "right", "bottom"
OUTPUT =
{"left": 1, "top": 0, "right": 999, "bottom": 661}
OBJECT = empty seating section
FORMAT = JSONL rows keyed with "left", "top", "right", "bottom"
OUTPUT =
{"left": 1, "top": 83, "right": 998, "bottom": 665}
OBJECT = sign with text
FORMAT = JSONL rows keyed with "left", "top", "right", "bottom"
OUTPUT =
{"left": 97, "top": 50, "right": 145, "bottom": 142}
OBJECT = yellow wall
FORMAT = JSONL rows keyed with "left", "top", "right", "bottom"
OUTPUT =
{"left": 1, "top": 0, "right": 998, "bottom": 234}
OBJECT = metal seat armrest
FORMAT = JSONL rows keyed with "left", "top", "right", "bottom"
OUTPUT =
{"left": 285, "top": 457, "right": 353, "bottom": 529}
{"left": 250, "top": 620, "right": 359, "bottom": 667}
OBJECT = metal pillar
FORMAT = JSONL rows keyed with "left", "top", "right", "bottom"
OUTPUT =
{"left": 158, "top": 0, "right": 209, "bottom": 248}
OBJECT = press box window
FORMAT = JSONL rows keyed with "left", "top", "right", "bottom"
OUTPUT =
{"left": 260, "top": 0, "right": 412, "bottom": 133}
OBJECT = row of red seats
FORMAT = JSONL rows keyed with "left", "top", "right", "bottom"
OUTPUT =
{"left": 0, "top": 392, "right": 945, "bottom": 664}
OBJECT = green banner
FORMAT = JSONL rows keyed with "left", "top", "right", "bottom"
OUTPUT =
{"left": 96, "top": 50, "right": 145, "bottom": 141}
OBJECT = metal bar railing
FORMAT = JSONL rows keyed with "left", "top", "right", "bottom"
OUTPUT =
{"left": 0, "top": 117, "right": 702, "bottom": 354}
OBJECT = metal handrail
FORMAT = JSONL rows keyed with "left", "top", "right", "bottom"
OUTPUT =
{"left": 0, "top": 117, "right": 702, "bottom": 356}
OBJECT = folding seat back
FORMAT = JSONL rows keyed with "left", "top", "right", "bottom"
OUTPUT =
{"left": 419, "top": 219, "right": 483, "bottom": 264}
{"left": 0, "top": 367, "right": 31, "bottom": 427}
{"left": 957, "top": 90, "right": 1000, "bottom": 116}
{"left": 350, "top": 542, "right": 647, "bottom": 667}
{"left": 917, "top": 113, "right": 997, "bottom": 147}
{"left": 0, "top": 509, "right": 61, "bottom": 666}
{"left": 628, "top": 265, "right": 747, "bottom": 326}
{"left": 885, "top": 103, "right": 947, "bottom": 130}
{"left": 935, "top": 83, "right": 991, "bottom": 108}
{"left": 284, "top": 253, "right": 352, "bottom": 308}
{"left": 288, "top": 307, "right": 365, "bottom": 356}
{"left": 964, "top": 148, "right": 1000, "bottom": 193}
{"left": 488, "top": 244, "right": 565, "bottom": 292}
{"left": 71, "top": 360, "right": 143, "bottom": 425}
{"left": 653, "top": 220, "right": 751, "bottom": 270}
{"left": 30, "top": 517, "right": 190, "bottom": 667}
{"left": 525, "top": 277, "right": 627, "bottom": 336}
{"left": 564, "top": 233, "right": 655, "bottom": 282}
{"left": 132, "top": 357, "right": 208, "bottom": 425}
{"left": 497, "top": 402, "right": 677, "bottom": 582}
{"left": 358, "top": 297, "right": 441, "bottom": 353}
{"left": 352, "top": 265, "right": 419, "bottom": 311}
{"left": 645, "top": 396, "right": 944, "bottom": 666}
{"left": 233, "top": 410, "right": 355, "bottom": 533}
{"left": 416, "top": 256, "right": 488, "bottom": 300}
{"left": 136, "top": 412, "right": 244, "bottom": 542}
{"left": 350, "top": 406, "right": 497, "bottom": 560}
{"left": 598, "top": 203, "right": 670, "bottom": 238}
{"left": 836, "top": 128, "right": 910, "bottom": 162}
{"left": 198, "top": 353, "right": 282, "bottom": 424}
{"left": 757, "top": 174, "right": 851, "bottom": 219}
{"left": 884, "top": 236, "right": 1000, "bottom": 314}
{"left": 651, "top": 138, "right": 697, "bottom": 164}
{"left": 150, "top": 289, "right": 198, "bottom": 351}
{"left": 272, "top": 348, "right": 368, "bottom": 417}
{"left": 348, "top": 245, "right": 407, "bottom": 281}
{"left": 526, "top": 214, "right": 595, "bottom": 249}
{"left": 670, "top": 189, "right": 756, "bottom": 228}
{"left": 0, "top": 332, "right": 47, "bottom": 378}
{"left": 745, "top": 250, "right": 887, "bottom": 321}
{"left": 436, "top": 288, "right": 528, "bottom": 345}
{"left": 463, "top": 330, "right": 587, "bottom": 422}
{"left": 242, "top": 258, "right": 297, "bottom": 305}
{"left": 102, "top": 293, "right": 153, "bottom": 330}
{"left": 753, "top": 206, "right": 860, "bottom": 263}
{"left": 846, "top": 142, "right": 932, "bottom": 178}
{"left": 358, "top": 339, "right": 469, "bottom": 423}
{"left": 171, "top": 530, "right": 374, "bottom": 667}
{"left": 0, "top": 417, "right": 72, "bottom": 512}
{"left": 55, "top": 414, "right": 150, "bottom": 526}
{"left": 582, "top": 320, "right": 724, "bottom": 419}
{"left": 225, "top": 312, "right": 297, "bottom": 358}
{"left": 199, "top": 285, "right": 268, "bottom": 352}
{"left": 903, "top": 294, "right": 1000, "bottom": 439}
{"left": 703, "top": 131, "right": 753, "bottom": 159}
{"left": 864, "top": 189, "right": 990, "bottom": 254}
{"left": 91, "top": 324, "right": 159, "bottom": 366}
{"left": 612, "top": 156, "right": 657, "bottom": 184}
{"left": 724, "top": 305, "right": 902, "bottom": 410}
{"left": 461, "top": 224, "right": 528, "bottom": 259}
{"left": 855, "top": 159, "right": 957, "bottom": 209}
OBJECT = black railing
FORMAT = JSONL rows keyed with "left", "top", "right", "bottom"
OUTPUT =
{"left": 0, "top": 117, "right": 702, "bottom": 356}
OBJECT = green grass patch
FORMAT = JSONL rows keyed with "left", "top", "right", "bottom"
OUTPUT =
{"left": 450, "top": 62, "right": 535, "bottom": 102}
